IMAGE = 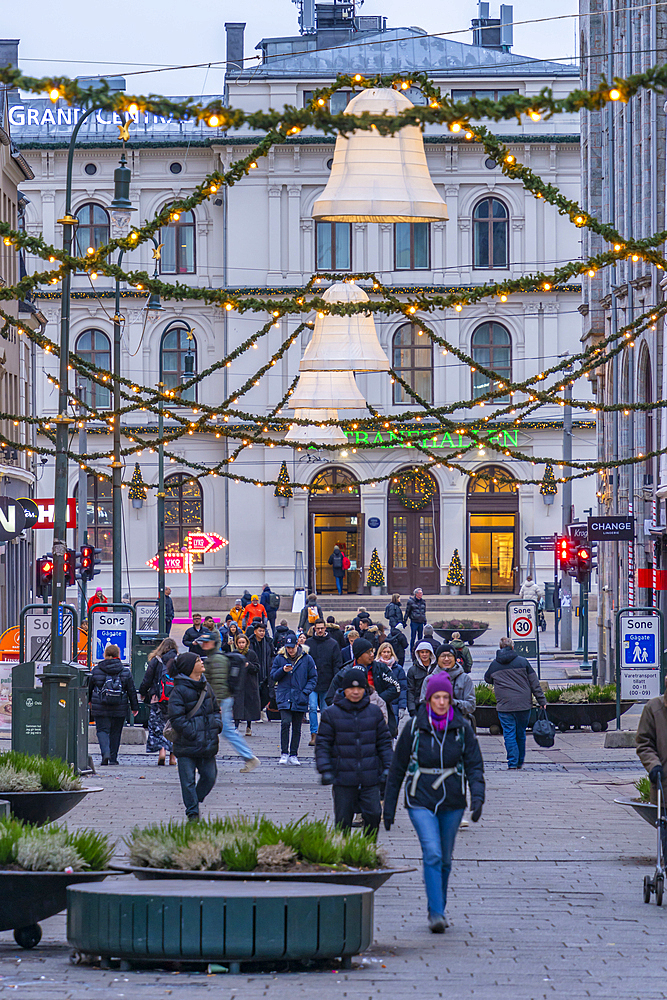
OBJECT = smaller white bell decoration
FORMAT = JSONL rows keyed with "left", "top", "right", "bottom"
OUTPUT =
{"left": 301, "top": 282, "right": 390, "bottom": 373}
{"left": 285, "top": 409, "right": 349, "bottom": 446}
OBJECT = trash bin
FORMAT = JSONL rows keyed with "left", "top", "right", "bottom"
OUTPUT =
{"left": 131, "top": 640, "right": 157, "bottom": 726}
{"left": 11, "top": 661, "right": 90, "bottom": 770}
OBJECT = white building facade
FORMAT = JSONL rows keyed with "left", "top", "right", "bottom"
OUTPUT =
{"left": 10, "top": 12, "right": 596, "bottom": 601}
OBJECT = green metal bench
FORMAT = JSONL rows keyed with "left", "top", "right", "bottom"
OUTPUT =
{"left": 67, "top": 879, "right": 374, "bottom": 972}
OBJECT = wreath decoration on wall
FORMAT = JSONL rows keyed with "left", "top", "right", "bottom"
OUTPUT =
{"left": 394, "top": 468, "right": 437, "bottom": 510}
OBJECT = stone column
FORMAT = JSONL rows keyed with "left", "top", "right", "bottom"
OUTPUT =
{"left": 287, "top": 185, "right": 301, "bottom": 279}
{"left": 268, "top": 185, "right": 282, "bottom": 283}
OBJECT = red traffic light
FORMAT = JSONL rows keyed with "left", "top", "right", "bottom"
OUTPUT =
{"left": 577, "top": 547, "right": 590, "bottom": 561}
{"left": 42, "top": 560, "right": 53, "bottom": 575}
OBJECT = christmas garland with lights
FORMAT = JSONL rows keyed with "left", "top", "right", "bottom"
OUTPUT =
{"left": 0, "top": 67, "right": 660, "bottom": 494}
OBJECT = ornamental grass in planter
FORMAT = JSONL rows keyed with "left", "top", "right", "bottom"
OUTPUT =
{"left": 431, "top": 619, "right": 489, "bottom": 632}
{"left": 635, "top": 777, "right": 651, "bottom": 803}
{"left": 0, "top": 816, "right": 114, "bottom": 872}
{"left": 127, "top": 814, "right": 386, "bottom": 873}
{"left": 474, "top": 683, "right": 497, "bottom": 706}
{"left": 0, "top": 752, "right": 82, "bottom": 792}
{"left": 543, "top": 683, "right": 617, "bottom": 704}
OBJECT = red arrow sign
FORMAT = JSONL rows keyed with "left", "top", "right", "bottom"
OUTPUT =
{"left": 146, "top": 552, "right": 190, "bottom": 572}
{"left": 186, "top": 532, "right": 228, "bottom": 554}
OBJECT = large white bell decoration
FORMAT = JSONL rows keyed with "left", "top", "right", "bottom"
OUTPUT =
{"left": 312, "top": 88, "right": 448, "bottom": 223}
{"left": 288, "top": 369, "right": 366, "bottom": 410}
{"left": 301, "top": 282, "right": 390, "bottom": 372}
{"left": 285, "top": 409, "right": 349, "bottom": 446}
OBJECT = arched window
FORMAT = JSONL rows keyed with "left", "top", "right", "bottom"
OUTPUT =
{"left": 75, "top": 330, "right": 111, "bottom": 410}
{"left": 468, "top": 464, "right": 517, "bottom": 493}
{"left": 160, "top": 208, "right": 196, "bottom": 274}
{"left": 310, "top": 467, "right": 359, "bottom": 495}
{"left": 74, "top": 474, "right": 113, "bottom": 562}
{"left": 74, "top": 203, "right": 109, "bottom": 256}
{"left": 392, "top": 323, "right": 433, "bottom": 404}
{"left": 471, "top": 323, "right": 511, "bottom": 400}
{"left": 165, "top": 473, "right": 203, "bottom": 560}
{"left": 160, "top": 323, "right": 197, "bottom": 403}
{"left": 473, "top": 197, "right": 509, "bottom": 269}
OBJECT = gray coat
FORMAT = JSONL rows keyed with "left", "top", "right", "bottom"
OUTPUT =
{"left": 420, "top": 662, "right": 476, "bottom": 716}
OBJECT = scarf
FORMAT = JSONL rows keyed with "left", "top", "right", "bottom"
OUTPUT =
{"left": 428, "top": 705, "right": 454, "bottom": 731}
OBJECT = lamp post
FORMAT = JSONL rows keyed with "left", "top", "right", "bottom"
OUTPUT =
{"left": 157, "top": 321, "right": 195, "bottom": 633}
{"left": 108, "top": 154, "right": 163, "bottom": 605}
{"left": 44, "top": 104, "right": 105, "bottom": 760}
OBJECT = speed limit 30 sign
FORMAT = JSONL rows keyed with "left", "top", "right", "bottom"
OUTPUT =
{"left": 507, "top": 603, "right": 538, "bottom": 641}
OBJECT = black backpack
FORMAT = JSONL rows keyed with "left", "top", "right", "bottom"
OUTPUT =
{"left": 99, "top": 672, "right": 124, "bottom": 705}
{"left": 269, "top": 593, "right": 280, "bottom": 610}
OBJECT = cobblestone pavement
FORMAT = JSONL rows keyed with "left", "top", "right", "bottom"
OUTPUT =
{"left": 0, "top": 722, "right": 664, "bottom": 999}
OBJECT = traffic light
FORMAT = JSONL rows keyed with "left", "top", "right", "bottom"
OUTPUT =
{"left": 36, "top": 556, "right": 53, "bottom": 597}
{"left": 558, "top": 535, "right": 576, "bottom": 571}
{"left": 574, "top": 544, "right": 592, "bottom": 583}
{"left": 63, "top": 548, "right": 76, "bottom": 587}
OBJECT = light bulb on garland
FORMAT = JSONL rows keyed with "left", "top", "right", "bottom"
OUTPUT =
{"left": 446, "top": 548, "right": 465, "bottom": 593}
{"left": 540, "top": 461, "right": 557, "bottom": 506}
{"left": 367, "top": 547, "right": 385, "bottom": 593}
{"left": 129, "top": 462, "right": 147, "bottom": 508}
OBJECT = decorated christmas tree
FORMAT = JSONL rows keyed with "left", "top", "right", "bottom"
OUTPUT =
{"left": 128, "top": 462, "right": 147, "bottom": 501}
{"left": 540, "top": 460, "right": 557, "bottom": 496}
{"left": 367, "top": 547, "right": 385, "bottom": 588}
{"left": 274, "top": 461, "right": 293, "bottom": 499}
{"left": 446, "top": 549, "right": 464, "bottom": 587}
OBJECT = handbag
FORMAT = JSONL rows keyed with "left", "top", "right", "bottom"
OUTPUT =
{"left": 532, "top": 707, "right": 556, "bottom": 748}
{"left": 163, "top": 685, "right": 207, "bottom": 744}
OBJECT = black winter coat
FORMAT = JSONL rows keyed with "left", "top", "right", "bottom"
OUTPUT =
{"left": 406, "top": 659, "right": 431, "bottom": 716}
{"left": 309, "top": 633, "right": 343, "bottom": 694}
{"left": 167, "top": 674, "right": 222, "bottom": 758}
{"left": 233, "top": 649, "right": 261, "bottom": 722}
{"left": 182, "top": 624, "right": 205, "bottom": 653}
{"left": 328, "top": 550, "right": 345, "bottom": 578}
{"left": 403, "top": 595, "right": 427, "bottom": 625}
{"left": 384, "top": 601, "right": 403, "bottom": 630}
{"left": 386, "top": 627, "right": 409, "bottom": 665}
{"left": 165, "top": 594, "right": 174, "bottom": 621}
{"left": 249, "top": 634, "right": 273, "bottom": 683}
{"left": 316, "top": 691, "right": 393, "bottom": 787}
{"left": 326, "top": 625, "right": 346, "bottom": 649}
{"left": 384, "top": 704, "right": 485, "bottom": 822}
{"left": 325, "top": 660, "right": 401, "bottom": 707}
{"left": 139, "top": 648, "right": 177, "bottom": 703}
{"left": 88, "top": 658, "right": 138, "bottom": 719}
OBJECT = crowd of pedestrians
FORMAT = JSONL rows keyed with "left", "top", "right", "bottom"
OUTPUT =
{"left": 86, "top": 584, "right": 568, "bottom": 932}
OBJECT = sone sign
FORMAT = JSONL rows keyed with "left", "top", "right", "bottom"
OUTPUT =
{"left": 620, "top": 614, "right": 661, "bottom": 700}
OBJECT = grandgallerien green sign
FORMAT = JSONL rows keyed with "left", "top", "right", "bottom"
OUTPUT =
{"left": 346, "top": 426, "right": 520, "bottom": 449}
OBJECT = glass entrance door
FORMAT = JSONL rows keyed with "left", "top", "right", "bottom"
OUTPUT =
{"left": 469, "top": 514, "right": 516, "bottom": 592}
{"left": 313, "top": 515, "right": 359, "bottom": 593}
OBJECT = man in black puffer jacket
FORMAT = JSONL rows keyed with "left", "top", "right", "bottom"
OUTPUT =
{"left": 308, "top": 619, "right": 343, "bottom": 746}
{"left": 316, "top": 667, "right": 393, "bottom": 835}
{"left": 168, "top": 651, "right": 223, "bottom": 820}
{"left": 88, "top": 643, "right": 138, "bottom": 766}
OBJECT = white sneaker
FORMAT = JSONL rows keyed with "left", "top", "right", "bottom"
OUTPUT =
{"left": 460, "top": 818, "right": 469, "bottom": 828}
{"left": 240, "top": 756, "right": 260, "bottom": 773}
{"left": 278, "top": 753, "right": 289, "bottom": 765}
{"left": 288, "top": 755, "right": 301, "bottom": 766}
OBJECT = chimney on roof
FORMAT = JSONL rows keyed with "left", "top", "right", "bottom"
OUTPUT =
{"left": 0, "top": 39, "right": 18, "bottom": 70}
{"left": 472, "top": 3, "right": 513, "bottom": 52}
{"left": 225, "top": 23, "right": 246, "bottom": 75}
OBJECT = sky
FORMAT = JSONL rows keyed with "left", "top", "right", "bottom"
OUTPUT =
{"left": 2, "top": 0, "right": 579, "bottom": 100}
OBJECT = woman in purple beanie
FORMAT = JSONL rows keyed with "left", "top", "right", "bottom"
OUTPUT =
{"left": 383, "top": 673, "right": 485, "bottom": 934}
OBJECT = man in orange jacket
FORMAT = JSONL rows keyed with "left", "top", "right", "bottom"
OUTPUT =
{"left": 241, "top": 595, "right": 268, "bottom": 629}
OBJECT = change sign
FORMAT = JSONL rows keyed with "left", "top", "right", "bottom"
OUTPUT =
{"left": 619, "top": 613, "right": 661, "bottom": 700}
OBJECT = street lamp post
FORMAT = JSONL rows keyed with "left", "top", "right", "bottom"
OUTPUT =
{"left": 44, "top": 104, "right": 100, "bottom": 760}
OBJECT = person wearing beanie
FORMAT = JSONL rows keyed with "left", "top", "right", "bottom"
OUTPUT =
{"left": 419, "top": 644, "right": 476, "bottom": 720}
{"left": 168, "top": 650, "right": 223, "bottom": 821}
{"left": 406, "top": 641, "right": 437, "bottom": 716}
{"left": 241, "top": 595, "right": 268, "bottom": 629}
{"left": 324, "top": 636, "right": 401, "bottom": 736}
{"left": 88, "top": 643, "right": 139, "bottom": 767}
{"left": 421, "top": 624, "right": 439, "bottom": 654}
{"left": 383, "top": 668, "right": 485, "bottom": 934}
{"left": 270, "top": 631, "right": 317, "bottom": 765}
{"left": 316, "top": 666, "right": 393, "bottom": 836}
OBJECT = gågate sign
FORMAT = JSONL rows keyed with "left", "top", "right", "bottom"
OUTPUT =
{"left": 615, "top": 608, "right": 665, "bottom": 722}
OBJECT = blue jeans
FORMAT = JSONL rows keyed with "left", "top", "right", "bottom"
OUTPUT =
{"left": 408, "top": 807, "right": 465, "bottom": 919}
{"left": 177, "top": 755, "right": 217, "bottom": 818}
{"left": 222, "top": 697, "right": 254, "bottom": 761}
{"left": 309, "top": 690, "right": 327, "bottom": 733}
{"left": 409, "top": 621, "right": 424, "bottom": 651}
{"left": 497, "top": 709, "right": 531, "bottom": 768}
{"left": 335, "top": 576, "right": 343, "bottom": 595}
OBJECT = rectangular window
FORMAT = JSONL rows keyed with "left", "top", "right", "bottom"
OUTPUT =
{"left": 316, "top": 221, "right": 351, "bottom": 271}
{"left": 303, "top": 90, "right": 351, "bottom": 112}
{"left": 450, "top": 89, "right": 520, "bottom": 101}
{"left": 394, "top": 223, "right": 430, "bottom": 270}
